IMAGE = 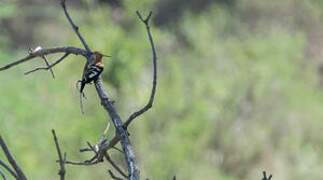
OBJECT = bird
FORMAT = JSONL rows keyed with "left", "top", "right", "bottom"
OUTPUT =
{"left": 80, "top": 51, "right": 107, "bottom": 94}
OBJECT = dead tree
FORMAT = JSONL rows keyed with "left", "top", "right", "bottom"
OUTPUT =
{"left": 0, "top": 0, "right": 157, "bottom": 180}
{"left": 0, "top": 1, "right": 274, "bottom": 180}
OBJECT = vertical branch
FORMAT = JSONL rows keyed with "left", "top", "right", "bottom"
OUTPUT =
{"left": 57, "top": 1, "right": 140, "bottom": 179}
{"left": 52, "top": 130, "right": 66, "bottom": 180}
{"left": 94, "top": 77, "right": 140, "bottom": 180}
{"left": 59, "top": 0, "right": 91, "bottom": 53}
{"left": 124, "top": 11, "right": 157, "bottom": 128}
{"left": 0, "top": 136, "right": 27, "bottom": 180}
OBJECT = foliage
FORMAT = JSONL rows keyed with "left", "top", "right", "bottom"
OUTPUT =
{"left": 1, "top": 0, "right": 323, "bottom": 179}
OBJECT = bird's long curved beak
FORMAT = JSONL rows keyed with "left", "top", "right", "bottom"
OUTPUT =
{"left": 102, "top": 54, "right": 111, "bottom": 57}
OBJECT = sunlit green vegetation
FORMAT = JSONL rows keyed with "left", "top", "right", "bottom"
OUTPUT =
{"left": 1, "top": 0, "right": 323, "bottom": 179}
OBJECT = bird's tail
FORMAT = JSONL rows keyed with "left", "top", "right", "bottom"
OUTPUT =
{"left": 80, "top": 81, "right": 85, "bottom": 94}
{"left": 76, "top": 80, "right": 86, "bottom": 114}
{"left": 80, "top": 92, "right": 84, "bottom": 114}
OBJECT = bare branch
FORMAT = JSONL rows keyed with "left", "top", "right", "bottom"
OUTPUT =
{"left": 124, "top": 11, "right": 157, "bottom": 128}
{"left": 0, "top": 160, "right": 17, "bottom": 178}
{"left": 80, "top": 126, "right": 112, "bottom": 161}
{"left": 0, "top": 136, "right": 27, "bottom": 180}
{"left": 98, "top": 122, "right": 111, "bottom": 146}
{"left": 94, "top": 77, "right": 140, "bottom": 180}
{"left": 29, "top": 47, "right": 56, "bottom": 78}
{"left": 98, "top": 135, "right": 120, "bottom": 156}
{"left": 80, "top": 123, "right": 111, "bottom": 153}
{"left": 84, "top": 142, "right": 103, "bottom": 163}
{"left": 136, "top": 11, "right": 152, "bottom": 24}
{"left": 104, "top": 152, "right": 128, "bottom": 179}
{"left": 41, "top": 56, "right": 56, "bottom": 78}
{"left": 0, "top": 4, "right": 155, "bottom": 180}
{"left": 64, "top": 160, "right": 99, "bottom": 166}
{"left": 51, "top": 130, "right": 66, "bottom": 180}
{"left": 0, "top": 46, "right": 87, "bottom": 72}
{"left": 24, "top": 53, "right": 70, "bottom": 75}
{"left": 108, "top": 170, "right": 125, "bottom": 180}
{"left": 59, "top": 3, "right": 142, "bottom": 178}
{"left": 112, "top": 146, "right": 124, "bottom": 153}
{"left": 59, "top": 0, "right": 91, "bottom": 53}
{"left": 88, "top": 11, "right": 158, "bottom": 174}
{"left": 0, "top": 168, "right": 6, "bottom": 180}
{"left": 80, "top": 135, "right": 123, "bottom": 164}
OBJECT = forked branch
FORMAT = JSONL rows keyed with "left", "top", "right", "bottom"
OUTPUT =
{"left": 124, "top": 11, "right": 157, "bottom": 128}
{"left": 24, "top": 53, "right": 70, "bottom": 75}
{"left": 0, "top": 46, "right": 87, "bottom": 72}
{"left": 94, "top": 77, "right": 140, "bottom": 180}
{"left": 0, "top": 2, "right": 157, "bottom": 180}
{"left": 29, "top": 47, "right": 56, "bottom": 78}
{"left": 42, "top": 55, "right": 56, "bottom": 78}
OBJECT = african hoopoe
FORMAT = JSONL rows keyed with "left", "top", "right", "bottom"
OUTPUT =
{"left": 80, "top": 51, "right": 106, "bottom": 94}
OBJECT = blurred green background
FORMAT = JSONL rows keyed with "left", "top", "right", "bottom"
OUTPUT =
{"left": 1, "top": 0, "right": 323, "bottom": 179}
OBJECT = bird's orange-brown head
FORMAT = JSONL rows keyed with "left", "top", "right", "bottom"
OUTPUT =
{"left": 92, "top": 51, "right": 104, "bottom": 67}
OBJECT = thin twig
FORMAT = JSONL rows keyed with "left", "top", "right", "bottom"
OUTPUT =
{"left": 52, "top": 130, "right": 66, "bottom": 180}
{"left": 97, "top": 134, "right": 120, "bottom": 161}
{"left": 59, "top": 0, "right": 91, "bottom": 53}
{"left": 85, "top": 142, "right": 101, "bottom": 163}
{"left": 84, "top": 122, "right": 112, "bottom": 160}
{"left": 81, "top": 134, "right": 123, "bottom": 164}
{"left": 0, "top": 168, "right": 6, "bottom": 180}
{"left": 41, "top": 55, "right": 56, "bottom": 78}
{"left": 0, "top": 46, "right": 87, "bottom": 72}
{"left": 0, "top": 136, "right": 27, "bottom": 180}
{"left": 0, "top": 160, "right": 17, "bottom": 178}
{"left": 63, "top": 160, "right": 99, "bottom": 166}
{"left": 98, "top": 123, "right": 111, "bottom": 146}
{"left": 29, "top": 47, "right": 56, "bottom": 78}
{"left": 112, "top": 147, "right": 124, "bottom": 153}
{"left": 104, "top": 152, "right": 128, "bottom": 179}
{"left": 124, "top": 11, "right": 157, "bottom": 128}
{"left": 108, "top": 170, "right": 125, "bottom": 180}
{"left": 25, "top": 53, "right": 70, "bottom": 75}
